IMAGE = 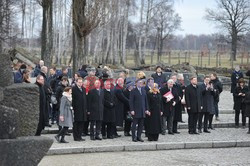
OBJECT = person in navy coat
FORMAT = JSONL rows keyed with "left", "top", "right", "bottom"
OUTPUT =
{"left": 129, "top": 79, "right": 149, "bottom": 142}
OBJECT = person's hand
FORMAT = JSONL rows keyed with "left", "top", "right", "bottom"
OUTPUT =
{"left": 201, "top": 106, "right": 203, "bottom": 110}
{"left": 242, "top": 94, "right": 245, "bottom": 96}
{"left": 166, "top": 98, "right": 171, "bottom": 102}
{"left": 172, "top": 101, "right": 176, "bottom": 106}
{"left": 145, "top": 110, "right": 150, "bottom": 116}
{"left": 239, "top": 93, "right": 242, "bottom": 96}
{"left": 131, "top": 111, "right": 135, "bottom": 115}
{"left": 187, "top": 107, "right": 191, "bottom": 110}
{"left": 87, "top": 112, "right": 90, "bottom": 115}
{"left": 59, "top": 115, "right": 64, "bottom": 122}
{"left": 161, "top": 112, "right": 163, "bottom": 116}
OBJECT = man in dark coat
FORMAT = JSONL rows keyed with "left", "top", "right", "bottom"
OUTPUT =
{"left": 123, "top": 81, "right": 134, "bottom": 136}
{"left": 185, "top": 76, "right": 203, "bottom": 134}
{"left": 151, "top": 66, "right": 165, "bottom": 89}
{"left": 199, "top": 76, "right": 215, "bottom": 133}
{"left": 171, "top": 74, "right": 183, "bottom": 134}
{"left": 145, "top": 77, "right": 154, "bottom": 93}
{"left": 246, "top": 67, "right": 250, "bottom": 89}
{"left": 72, "top": 77, "right": 87, "bottom": 141}
{"left": 160, "top": 79, "right": 179, "bottom": 135}
{"left": 231, "top": 66, "right": 243, "bottom": 94}
{"left": 114, "top": 78, "right": 129, "bottom": 137}
{"left": 210, "top": 73, "right": 223, "bottom": 120}
{"left": 35, "top": 75, "right": 48, "bottom": 136}
{"left": 87, "top": 80, "right": 104, "bottom": 140}
{"left": 130, "top": 79, "right": 149, "bottom": 142}
{"left": 102, "top": 80, "right": 116, "bottom": 139}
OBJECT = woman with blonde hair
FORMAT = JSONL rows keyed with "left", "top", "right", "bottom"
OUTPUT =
{"left": 145, "top": 83, "right": 163, "bottom": 141}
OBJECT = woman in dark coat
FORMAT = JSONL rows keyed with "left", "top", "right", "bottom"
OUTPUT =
{"left": 102, "top": 81, "right": 116, "bottom": 139}
{"left": 244, "top": 91, "right": 250, "bottom": 134}
{"left": 55, "top": 87, "right": 73, "bottom": 143}
{"left": 146, "top": 84, "right": 163, "bottom": 141}
{"left": 233, "top": 78, "right": 249, "bottom": 128}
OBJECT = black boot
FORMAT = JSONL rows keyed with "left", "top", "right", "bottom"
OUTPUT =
{"left": 60, "top": 136, "right": 69, "bottom": 143}
{"left": 54, "top": 135, "right": 60, "bottom": 143}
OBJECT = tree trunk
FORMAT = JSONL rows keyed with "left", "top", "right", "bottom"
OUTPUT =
{"left": 41, "top": 0, "right": 53, "bottom": 67}
{"left": 231, "top": 29, "right": 237, "bottom": 61}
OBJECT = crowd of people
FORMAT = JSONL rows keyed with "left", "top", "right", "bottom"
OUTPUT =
{"left": 12, "top": 60, "right": 250, "bottom": 143}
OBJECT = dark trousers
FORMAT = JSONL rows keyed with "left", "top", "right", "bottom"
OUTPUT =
{"left": 235, "top": 109, "right": 246, "bottom": 126}
{"left": 161, "top": 115, "right": 174, "bottom": 133}
{"left": 51, "top": 104, "right": 58, "bottom": 123}
{"left": 73, "top": 121, "right": 84, "bottom": 140}
{"left": 208, "top": 114, "right": 214, "bottom": 128}
{"left": 173, "top": 121, "right": 178, "bottom": 132}
{"left": 131, "top": 118, "right": 144, "bottom": 139}
{"left": 83, "top": 120, "right": 89, "bottom": 135}
{"left": 90, "top": 120, "right": 102, "bottom": 137}
{"left": 101, "top": 122, "right": 114, "bottom": 137}
{"left": 35, "top": 121, "right": 44, "bottom": 136}
{"left": 124, "top": 120, "right": 132, "bottom": 133}
{"left": 198, "top": 112, "right": 209, "bottom": 131}
{"left": 58, "top": 126, "right": 69, "bottom": 138}
{"left": 148, "top": 134, "right": 159, "bottom": 141}
{"left": 188, "top": 112, "right": 198, "bottom": 133}
{"left": 214, "top": 101, "right": 219, "bottom": 117}
{"left": 248, "top": 118, "right": 250, "bottom": 131}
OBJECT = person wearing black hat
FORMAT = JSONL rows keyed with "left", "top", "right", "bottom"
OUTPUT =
{"left": 129, "top": 79, "right": 149, "bottom": 142}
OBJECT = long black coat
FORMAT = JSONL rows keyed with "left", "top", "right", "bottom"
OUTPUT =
{"left": 103, "top": 89, "right": 116, "bottom": 123}
{"left": 200, "top": 83, "right": 215, "bottom": 114}
{"left": 145, "top": 92, "right": 162, "bottom": 134}
{"left": 244, "top": 91, "right": 250, "bottom": 117}
{"left": 87, "top": 89, "right": 104, "bottom": 121}
{"left": 233, "top": 85, "right": 249, "bottom": 111}
{"left": 211, "top": 78, "right": 223, "bottom": 102}
{"left": 123, "top": 89, "right": 131, "bottom": 118}
{"left": 173, "top": 83, "right": 183, "bottom": 122}
{"left": 115, "top": 85, "right": 129, "bottom": 126}
{"left": 129, "top": 87, "right": 149, "bottom": 119}
{"left": 72, "top": 86, "right": 87, "bottom": 122}
{"left": 35, "top": 82, "right": 48, "bottom": 129}
{"left": 151, "top": 72, "right": 165, "bottom": 89}
{"left": 231, "top": 71, "right": 243, "bottom": 93}
{"left": 160, "top": 86, "right": 178, "bottom": 117}
{"left": 185, "top": 84, "right": 203, "bottom": 113}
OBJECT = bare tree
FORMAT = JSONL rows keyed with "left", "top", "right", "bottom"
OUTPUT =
{"left": 205, "top": 0, "right": 250, "bottom": 61}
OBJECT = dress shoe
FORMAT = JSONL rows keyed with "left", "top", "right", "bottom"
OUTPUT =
{"left": 189, "top": 132, "right": 194, "bottom": 134}
{"left": 132, "top": 138, "right": 137, "bottom": 142}
{"left": 114, "top": 134, "right": 121, "bottom": 138}
{"left": 161, "top": 132, "right": 166, "bottom": 135}
{"left": 173, "top": 131, "right": 180, "bottom": 134}
{"left": 168, "top": 132, "right": 174, "bottom": 135}
{"left": 65, "top": 133, "right": 71, "bottom": 136}
{"left": 82, "top": 133, "right": 90, "bottom": 136}
{"left": 203, "top": 130, "right": 211, "bottom": 133}
{"left": 208, "top": 127, "right": 215, "bottom": 130}
{"left": 60, "top": 139, "right": 69, "bottom": 143}
{"left": 148, "top": 138, "right": 153, "bottom": 141}
{"left": 242, "top": 126, "right": 246, "bottom": 129}
{"left": 193, "top": 132, "right": 200, "bottom": 135}
{"left": 95, "top": 136, "right": 102, "bottom": 140}
{"left": 54, "top": 135, "right": 60, "bottom": 143}
{"left": 235, "top": 125, "right": 239, "bottom": 128}
{"left": 247, "top": 131, "right": 250, "bottom": 134}
{"left": 102, "top": 136, "right": 107, "bottom": 139}
{"left": 198, "top": 129, "right": 202, "bottom": 133}
{"left": 90, "top": 136, "right": 95, "bottom": 140}
{"left": 124, "top": 132, "right": 132, "bottom": 136}
{"left": 107, "top": 136, "right": 114, "bottom": 139}
{"left": 137, "top": 138, "right": 144, "bottom": 142}
{"left": 46, "top": 124, "right": 52, "bottom": 127}
{"left": 181, "top": 121, "right": 185, "bottom": 123}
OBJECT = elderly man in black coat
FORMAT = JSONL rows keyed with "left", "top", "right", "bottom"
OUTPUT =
{"left": 151, "top": 66, "right": 165, "bottom": 89}
{"left": 185, "top": 76, "right": 203, "bottom": 134}
{"left": 130, "top": 79, "right": 149, "bottom": 142}
{"left": 72, "top": 77, "right": 87, "bottom": 141}
{"left": 35, "top": 75, "right": 48, "bottom": 136}
{"left": 87, "top": 80, "right": 104, "bottom": 140}
{"left": 199, "top": 76, "right": 215, "bottom": 133}
{"left": 160, "top": 79, "right": 179, "bottom": 135}
{"left": 102, "top": 80, "right": 116, "bottom": 139}
{"left": 114, "top": 78, "right": 129, "bottom": 137}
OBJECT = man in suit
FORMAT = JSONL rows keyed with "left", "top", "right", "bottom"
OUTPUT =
{"left": 145, "top": 77, "right": 154, "bottom": 93}
{"left": 129, "top": 79, "right": 149, "bottom": 142}
{"left": 185, "top": 76, "right": 203, "bottom": 134}
{"left": 72, "top": 77, "right": 87, "bottom": 141}
{"left": 87, "top": 80, "right": 104, "bottom": 140}
{"left": 160, "top": 79, "right": 178, "bottom": 135}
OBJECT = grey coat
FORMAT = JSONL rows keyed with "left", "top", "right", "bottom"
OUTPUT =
{"left": 59, "top": 96, "right": 74, "bottom": 128}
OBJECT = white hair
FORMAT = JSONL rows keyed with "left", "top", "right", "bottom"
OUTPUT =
{"left": 167, "top": 79, "right": 174, "bottom": 84}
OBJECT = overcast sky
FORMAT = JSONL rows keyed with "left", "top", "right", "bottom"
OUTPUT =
{"left": 174, "top": 0, "right": 218, "bottom": 35}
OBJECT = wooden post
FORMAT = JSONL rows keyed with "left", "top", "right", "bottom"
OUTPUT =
{"left": 208, "top": 50, "right": 211, "bottom": 66}
{"left": 216, "top": 52, "right": 218, "bottom": 68}
{"left": 241, "top": 52, "right": 244, "bottom": 65}
{"left": 168, "top": 51, "right": 171, "bottom": 65}
{"left": 201, "top": 52, "right": 203, "bottom": 68}
{"left": 198, "top": 51, "right": 200, "bottom": 66}
{"left": 188, "top": 51, "right": 190, "bottom": 64}
{"left": 178, "top": 51, "right": 181, "bottom": 65}
{"left": 248, "top": 52, "right": 250, "bottom": 64}
{"left": 185, "top": 51, "right": 187, "bottom": 63}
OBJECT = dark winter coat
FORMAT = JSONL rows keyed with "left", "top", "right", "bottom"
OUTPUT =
{"left": 151, "top": 72, "right": 165, "bottom": 89}
{"left": 233, "top": 85, "right": 249, "bottom": 111}
{"left": 103, "top": 89, "right": 116, "bottom": 123}
{"left": 72, "top": 86, "right": 87, "bottom": 122}
{"left": 173, "top": 83, "right": 183, "bottom": 122}
{"left": 200, "top": 83, "right": 215, "bottom": 114}
{"left": 129, "top": 87, "right": 149, "bottom": 119}
{"left": 211, "top": 78, "right": 223, "bottom": 102}
{"left": 87, "top": 89, "right": 104, "bottom": 121}
{"left": 160, "top": 86, "right": 178, "bottom": 117}
{"left": 244, "top": 91, "right": 250, "bottom": 117}
{"left": 185, "top": 84, "right": 203, "bottom": 113}
{"left": 145, "top": 92, "right": 162, "bottom": 134}
{"left": 55, "top": 83, "right": 66, "bottom": 109}
{"left": 114, "top": 85, "right": 129, "bottom": 126}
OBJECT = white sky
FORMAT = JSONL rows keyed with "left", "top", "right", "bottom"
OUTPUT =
{"left": 174, "top": 0, "right": 218, "bottom": 35}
